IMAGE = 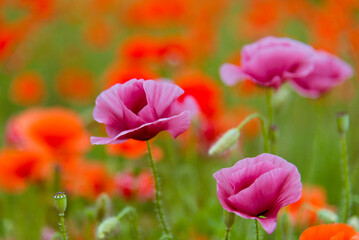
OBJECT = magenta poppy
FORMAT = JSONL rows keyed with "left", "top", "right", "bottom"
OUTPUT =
{"left": 220, "top": 36, "right": 315, "bottom": 89}
{"left": 91, "top": 79, "right": 191, "bottom": 144}
{"left": 213, "top": 153, "right": 302, "bottom": 234}
{"left": 290, "top": 50, "right": 353, "bottom": 98}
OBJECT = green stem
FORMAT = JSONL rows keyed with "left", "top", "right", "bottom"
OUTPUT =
{"left": 224, "top": 227, "right": 231, "bottom": 240}
{"left": 340, "top": 134, "right": 351, "bottom": 223}
{"left": 146, "top": 141, "right": 172, "bottom": 239}
{"left": 59, "top": 214, "right": 68, "bottom": 240}
{"left": 117, "top": 207, "right": 139, "bottom": 240}
{"left": 236, "top": 113, "right": 269, "bottom": 153}
{"left": 255, "top": 220, "right": 260, "bottom": 240}
{"left": 266, "top": 89, "right": 274, "bottom": 153}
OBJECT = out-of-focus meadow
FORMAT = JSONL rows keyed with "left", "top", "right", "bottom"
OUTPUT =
{"left": 1, "top": 0, "right": 359, "bottom": 239}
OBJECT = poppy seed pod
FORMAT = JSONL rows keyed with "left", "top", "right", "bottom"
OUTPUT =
{"left": 54, "top": 192, "right": 67, "bottom": 215}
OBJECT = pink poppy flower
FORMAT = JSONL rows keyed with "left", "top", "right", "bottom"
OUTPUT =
{"left": 213, "top": 153, "right": 302, "bottom": 234}
{"left": 91, "top": 79, "right": 191, "bottom": 144}
{"left": 290, "top": 50, "right": 353, "bottom": 98}
{"left": 220, "top": 36, "right": 315, "bottom": 88}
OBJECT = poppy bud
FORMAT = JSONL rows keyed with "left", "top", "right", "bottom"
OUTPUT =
{"left": 318, "top": 209, "right": 338, "bottom": 223}
{"left": 53, "top": 192, "right": 67, "bottom": 215}
{"left": 208, "top": 128, "right": 240, "bottom": 156}
{"left": 336, "top": 112, "right": 349, "bottom": 135}
{"left": 348, "top": 216, "right": 359, "bottom": 231}
{"left": 97, "top": 217, "right": 120, "bottom": 240}
{"left": 95, "top": 193, "right": 112, "bottom": 222}
{"left": 223, "top": 210, "right": 236, "bottom": 229}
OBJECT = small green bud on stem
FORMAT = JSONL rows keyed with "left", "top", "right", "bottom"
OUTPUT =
{"left": 97, "top": 217, "right": 120, "bottom": 240}
{"left": 336, "top": 112, "right": 349, "bottom": 136}
{"left": 318, "top": 209, "right": 338, "bottom": 223}
{"left": 53, "top": 192, "right": 67, "bottom": 215}
{"left": 209, "top": 128, "right": 240, "bottom": 156}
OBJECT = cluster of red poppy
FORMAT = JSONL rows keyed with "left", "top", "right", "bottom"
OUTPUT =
{"left": 1, "top": 107, "right": 155, "bottom": 201}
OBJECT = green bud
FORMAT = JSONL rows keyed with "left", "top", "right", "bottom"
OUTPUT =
{"left": 318, "top": 209, "right": 338, "bottom": 224}
{"left": 208, "top": 128, "right": 240, "bottom": 156}
{"left": 95, "top": 193, "right": 112, "bottom": 222}
{"left": 336, "top": 112, "right": 349, "bottom": 135}
{"left": 53, "top": 192, "right": 67, "bottom": 215}
{"left": 348, "top": 216, "right": 359, "bottom": 231}
{"left": 223, "top": 210, "right": 236, "bottom": 229}
{"left": 97, "top": 217, "right": 120, "bottom": 240}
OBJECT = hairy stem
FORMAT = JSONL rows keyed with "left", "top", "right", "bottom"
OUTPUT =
{"left": 146, "top": 141, "right": 172, "bottom": 239}
{"left": 255, "top": 220, "right": 260, "bottom": 240}
{"left": 340, "top": 134, "right": 351, "bottom": 222}
{"left": 224, "top": 227, "right": 231, "bottom": 240}
{"left": 59, "top": 214, "right": 68, "bottom": 240}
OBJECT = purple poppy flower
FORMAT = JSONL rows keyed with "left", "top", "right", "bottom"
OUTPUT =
{"left": 91, "top": 79, "right": 191, "bottom": 144}
{"left": 290, "top": 50, "right": 353, "bottom": 98}
{"left": 220, "top": 36, "right": 315, "bottom": 89}
{"left": 213, "top": 153, "right": 302, "bottom": 234}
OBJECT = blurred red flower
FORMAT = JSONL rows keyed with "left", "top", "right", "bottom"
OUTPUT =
{"left": 114, "top": 170, "right": 154, "bottom": 201}
{"left": 62, "top": 159, "right": 114, "bottom": 199}
{"left": 6, "top": 108, "right": 90, "bottom": 160}
{"left": 287, "top": 185, "right": 332, "bottom": 227}
{"left": 9, "top": 71, "right": 45, "bottom": 105}
{"left": 0, "top": 148, "right": 51, "bottom": 193}
{"left": 56, "top": 68, "right": 96, "bottom": 104}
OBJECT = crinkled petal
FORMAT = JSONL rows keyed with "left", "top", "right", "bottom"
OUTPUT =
{"left": 143, "top": 80, "right": 184, "bottom": 118}
{"left": 91, "top": 111, "right": 190, "bottom": 144}
{"left": 93, "top": 84, "right": 145, "bottom": 137}
{"left": 228, "top": 168, "right": 288, "bottom": 218}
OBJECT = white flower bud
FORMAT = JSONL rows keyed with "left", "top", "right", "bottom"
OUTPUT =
{"left": 97, "top": 217, "right": 120, "bottom": 240}
{"left": 208, "top": 128, "right": 240, "bottom": 156}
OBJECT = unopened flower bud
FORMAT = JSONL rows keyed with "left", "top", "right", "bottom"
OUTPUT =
{"left": 348, "top": 216, "right": 359, "bottom": 231}
{"left": 318, "top": 209, "right": 338, "bottom": 223}
{"left": 97, "top": 217, "right": 120, "bottom": 240}
{"left": 208, "top": 128, "right": 240, "bottom": 156}
{"left": 53, "top": 192, "right": 67, "bottom": 215}
{"left": 223, "top": 210, "right": 236, "bottom": 229}
{"left": 336, "top": 112, "right": 349, "bottom": 135}
{"left": 95, "top": 193, "right": 112, "bottom": 222}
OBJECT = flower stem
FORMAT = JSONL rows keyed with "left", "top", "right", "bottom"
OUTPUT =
{"left": 255, "top": 220, "right": 260, "bottom": 240}
{"left": 236, "top": 113, "right": 269, "bottom": 153}
{"left": 224, "top": 227, "right": 231, "bottom": 240}
{"left": 340, "top": 134, "right": 351, "bottom": 223}
{"left": 146, "top": 141, "right": 172, "bottom": 239}
{"left": 266, "top": 89, "right": 274, "bottom": 153}
{"left": 117, "top": 207, "right": 139, "bottom": 240}
{"left": 59, "top": 213, "right": 68, "bottom": 240}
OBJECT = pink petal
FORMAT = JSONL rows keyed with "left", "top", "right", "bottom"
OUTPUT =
{"left": 93, "top": 84, "right": 145, "bottom": 137}
{"left": 92, "top": 111, "right": 190, "bottom": 144}
{"left": 219, "top": 63, "right": 247, "bottom": 86}
{"left": 143, "top": 80, "right": 184, "bottom": 118}
{"left": 228, "top": 168, "right": 288, "bottom": 218}
{"left": 290, "top": 50, "right": 353, "bottom": 98}
{"left": 117, "top": 79, "right": 148, "bottom": 114}
{"left": 258, "top": 217, "right": 278, "bottom": 234}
